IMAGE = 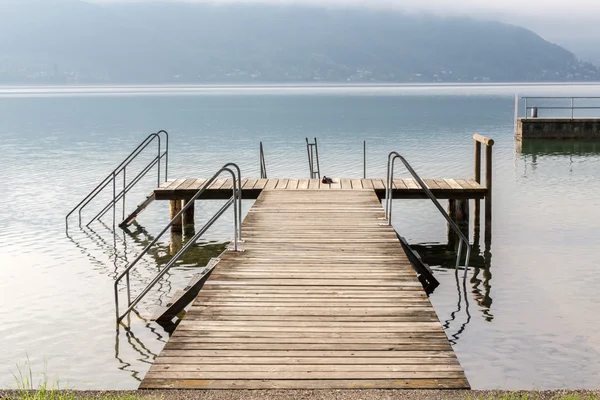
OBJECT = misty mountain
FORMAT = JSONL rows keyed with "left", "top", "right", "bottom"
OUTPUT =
{"left": 1, "top": 1, "right": 599, "bottom": 84}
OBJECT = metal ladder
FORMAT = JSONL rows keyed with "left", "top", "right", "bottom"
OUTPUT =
{"left": 65, "top": 130, "right": 169, "bottom": 230}
{"left": 385, "top": 151, "right": 471, "bottom": 274}
{"left": 305, "top": 137, "right": 321, "bottom": 179}
{"left": 114, "top": 163, "right": 243, "bottom": 323}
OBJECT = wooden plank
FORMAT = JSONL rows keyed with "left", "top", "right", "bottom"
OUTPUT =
{"left": 350, "top": 179, "right": 363, "bottom": 189}
{"left": 275, "top": 179, "right": 289, "bottom": 190}
{"left": 159, "top": 178, "right": 186, "bottom": 192}
{"left": 186, "top": 178, "right": 207, "bottom": 191}
{"left": 361, "top": 179, "right": 373, "bottom": 189}
{"left": 455, "top": 179, "right": 475, "bottom": 190}
{"left": 297, "top": 179, "right": 309, "bottom": 189}
{"left": 393, "top": 179, "right": 407, "bottom": 190}
{"left": 329, "top": 179, "right": 341, "bottom": 189}
{"left": 341, "top": 178, "right": 352, "bottom": 189}
{"left": 208, "top": 178, "right": 227, "bottom": 190}
{"left": 173, "top": 179, "right": 194, "bottom": 191}
{"left": 221, "top": 178, "right": 234, "bottom": 190}
{"left": 159, "top": 350, "right": 457, "bottom": 358}
{"left": 152, "top": 356, "right": 458, "bottom": 365}
{"left": 445, "top": 178, "right": 463, "bottom": 190}
{"left": 150, "top": 364, "right": 464, "bottom": 372}
{"left": 253, "top": 179, "right": 268, "bottom": 190}
{"left": 371, "top": 179, "right": 385, "bottom": 190}
{"left": 264, "top": 179, "right": 279, "bottom": 190}
{"left": 243, "top": 178, "right": 258, "bottom": 189}
{"left": 465, "top": 179, "right": 484, "bottom": 189}
{"left": 140, "top": 378, "right": 470, "bottom": 389}
{"left": 144, "top": 371, "right": 465, "bottom": 380}
{"left": 403, "top": 178, "right": 420, "bottom": 189}
{"left": 287, "top": 179, "right": 299, "bottom": 190}
{"left": 308, "top": 179, "right": 321, "bottom": 190}
{"left": 423, "top": 179, "right": 440, "bottom": 190}
{"left": 434, "top": 179, "right": 452, "bottom": 190}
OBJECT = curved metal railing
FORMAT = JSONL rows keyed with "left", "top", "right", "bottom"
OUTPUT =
{"left": 114, "top": 163, "right": 242, "bottom": 322}
{"left": 260, "top": 142, "right": 267, "bottom": 179}
{"left": 386, "top": 152, "right": 471, "bottom": 274}
{"left": 66, "top": 130, "right": 169, "bottom": 230}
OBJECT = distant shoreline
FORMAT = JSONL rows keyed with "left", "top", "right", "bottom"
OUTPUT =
{"left": 1, "top": 82, "right": 600, "bottom": 98}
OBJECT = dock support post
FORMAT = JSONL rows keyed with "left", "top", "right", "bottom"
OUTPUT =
{"left": 170, "top": 199, "right": 183, "bottom": 234}
{"left": 485, "top": 144, "right": 493, "bottom": 243}
{"left": 170, "top": 231, "right": 183, "bottom": 255}
{"left": 474, "top": 139, "right": 482, "bottom": 230}
{"left": 448, "top": 199, "right": 469, "bottom": 249}
{"left": 182, "top": 199, "right": 195, "bottom": 237}
{"left": 473, "top": 134, "right": 494, "bottom": 245}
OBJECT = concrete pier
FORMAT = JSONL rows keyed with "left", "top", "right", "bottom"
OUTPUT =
{"left": 517, "top": 118, "right": 600, "bottom": 140}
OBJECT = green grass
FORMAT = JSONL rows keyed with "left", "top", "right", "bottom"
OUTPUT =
{"left": 6, "top": 357, "right": 150, "bottom": 400}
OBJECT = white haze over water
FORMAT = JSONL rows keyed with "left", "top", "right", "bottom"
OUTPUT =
{"left": 89, "top": 0, "right": 600, "bottom": 17}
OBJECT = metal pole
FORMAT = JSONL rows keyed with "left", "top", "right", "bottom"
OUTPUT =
{"left": 314, "top": 138, "right": 321, "bottom": 179}
{"left": 513, "top": 94, "right": 519, "bottom": 136}
{"left": 571, "top": 97, "right": 574, "bottom": 119}
{"left": 363, "top": 140, "right": 366, "bottom": 179}
{"left": 306, "top": 138, "right": 313, "bottom": 178}
{"left": 232, "top": 178, "right": 238, "bottom": 251}
{"left": 157, "top": 138, "right": 161, "bottom": 187}
{"left": 524, "top": 97, "right": 528, "bottom": 120}
{"left": 112, "top": 172, "right": 116, "bottom": 228}
{"left": 122, "top": 167, "right": 126, "bottom": 220}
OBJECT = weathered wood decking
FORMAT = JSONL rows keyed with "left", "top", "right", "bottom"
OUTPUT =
{"left": 140, "top": 189, "right": 469, "bottom": 390}
{"left": 154, "top": 178, "right": 486, "bottom": 200}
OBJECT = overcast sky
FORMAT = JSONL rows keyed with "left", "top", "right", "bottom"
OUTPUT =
{"left": 89, "top": 0, "right": 600, "bottom": 18}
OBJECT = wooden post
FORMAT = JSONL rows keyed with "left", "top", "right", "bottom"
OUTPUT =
{"left": 170, "top": 199, "right": 183, "bottom": 234}
{"left": 474, "top": 139, "right": 482, "bottom": 229}
{"left": 170, "top": 231, "right": 183, "bottom": 255}
{"left": 182, "top": 199, "right": 195, "bottom": 237}
{"left": 473, "top": 134, "right": 494, "bottom": 245}
{"left": 447, "top": 199, "right": 469, "bottom": 250}
{"left": 485, "top": 144, "right": 493, "bottom": 243}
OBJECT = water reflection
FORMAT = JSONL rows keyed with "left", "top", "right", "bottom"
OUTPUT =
{"left": 67, "top": 220, "right": 227, "bottom": 382}
{"left": 413, "top": 235, "right": 493, "bottom": 342}
{"left": 114, "top": 313, "right": 163, "bottom": 382}
{"left": 517, "top": 139, "right": 600, "bottom": 157}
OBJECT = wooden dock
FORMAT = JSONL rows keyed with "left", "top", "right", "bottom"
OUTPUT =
{"left": 140, "top": 189, "right": 470, "bottom": 390}
{"left": 154, "top": 177, "right": 487, "bottom": 200}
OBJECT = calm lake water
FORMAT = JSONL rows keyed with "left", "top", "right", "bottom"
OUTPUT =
{"left": 1, "top": 84, "right": 599, "bottom": 389}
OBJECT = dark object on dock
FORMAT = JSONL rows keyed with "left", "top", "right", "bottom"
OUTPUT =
{"left": 321, "top": 176, "right": 333, "bottom": 184}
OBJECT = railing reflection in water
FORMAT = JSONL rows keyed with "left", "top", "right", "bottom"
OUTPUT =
{"left": 66, "top": 219, "right": 227, "bottom": 382}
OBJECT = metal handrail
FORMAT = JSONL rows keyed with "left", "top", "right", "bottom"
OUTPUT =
{"left": 260, "top": 142, "right": 267, "bottom": 179}
{"left": 88, "top": 154, "right": 161, "bottom": 226}
{"left": 522, "top": 96, "right": 600, "bottom": 119}
{"left": 65, "top": 130, "right": 169, "bottom": 229}
{"left": 306, "top": 137, "right": 321, "bottom": 179}
{"left": 386, "top": 152, "right": 471, "bottom": 274}
{"left": 114, "top": 163, "right": 242, "bottom": 322}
